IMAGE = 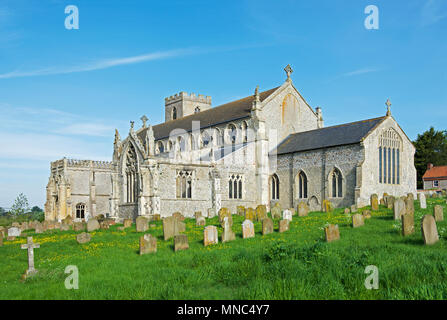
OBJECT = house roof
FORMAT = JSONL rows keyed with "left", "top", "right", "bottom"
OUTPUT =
{"left": 138, "top": 87, "right": 279, "bottom": 141}
{"left": 423, "top": 166, "right": 447, "bottom": 180}
{"left": 273, "top": 116, "right": 387, "bottom": 155}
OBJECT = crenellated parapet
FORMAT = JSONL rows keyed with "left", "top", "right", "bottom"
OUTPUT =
{"left": 165, "top": 91, "right": 212, "bottom": 105}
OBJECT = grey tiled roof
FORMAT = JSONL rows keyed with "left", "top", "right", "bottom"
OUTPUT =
{"left": 274, "top": 116, "right": 386, "bottom": 155}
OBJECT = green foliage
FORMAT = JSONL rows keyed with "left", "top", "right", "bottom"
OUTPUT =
{"left": 10, "top": 193, "right": 30, "bottom": 216}
{"left": 414, "top": 127, "right": 447, "bottom": 188}
{"left": 31, "top": 206, "right": 43, "bottom": 213}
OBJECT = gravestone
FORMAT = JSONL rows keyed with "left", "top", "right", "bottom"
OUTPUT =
{"left": 242, "top": 220, "right": 255, "bottom": 239}
{"left": 432, "top": 193, "right": 438, "bottom": 198}
{"left": 196, "top": 216, "right": 206, "bottom": 226}
{"left": 350, "top": 205, "right": 357, "bottom": 213}
{"left": 362, "top": 210, "right": 372, "bottom": 219}
{"left": 344, "top": 208, "right": 350, "bottom": 214}
{"left": 222, "top": 217, "right": 235, "bottom": 243}
{"left": 172, "top": 212, "right": 185, "bottom": 221}
{"left": 21, "top": 237, "right": 40, "bottom": 278}
{"left": 194, "top": 211, "right": 203, "bottom": 220}
{"left": 386, "top": 196, "right": 395, "bottom": 209}
{"left": 418, "top": 193, "right": 427, "bottom": 209}
{"left": 405, "top": 196, "right": 415, "bottom": 216}
{"left": 207, "top": 207, "right": 216, "bottom": 218}
{"left": 139, "top": 234, "right": 157, "bottom": 255}
{"left": 20, "top": 222, "right": 29, "bottom": 231}
{"left": 99, "top": 221, "right": 110, "bottom": 230}
{"left": 282, "top": 210, "right": 293, "bottom": 222}
{"left": 60, "top": 224, "right": 70, "bottom": 231}
{"left": 150, "top": 214, "right": 161, "bottom": 222}
{"left": 394, "top": 198, "right": 406, "bottom": 220}
{"left": 220, "top": 215, "right": 233, "bottom": 228}
{"left": 401, "top": 213, "right": 414, "bottom": 236}
{"left": 87, "top": 219, "right": 100, "bottom": 232}
{"left": 218, "top": 207, "right": 231, "bottom": 223}
{"left": 136, "top": 216, "right": 149, "bottom": 232}
{"left": 325, "top": 224, "right": 340, "bottom": 242}
{"left": 434, "top": 205, "right": 444, "bottom": 222}
{"left": 352, "top": 214, "right": 364, "bottom": 228}
{"left": 163, "top": 216, "right": 185, "bottom": 240}
{"left": 76, "top": 232, "right": 91, "bottom": 244}
{"left": 271, "top": 206, "right": 281, "bottom": 219}
{"left": 245, "top": 208, "right": 256, "bottom": 221}
{"left": 73, "top": 222, "right": 85, "bottom": 232}
{"left": 123, "top": 219, "right": 132, "bottom": 228}
{"left": 370, "top": 194, "right": 379, "bottom": 211}
{"left": 204, "top": 226, "right": 218, "bottom": 246}
{"left": 421, "top": 215, "right": 439, "bottom": 245}
{"left": 279, "top": 219, "right": 289, "bottom": 233}
{"left": 174, "top": 234, "right": 189, "bottom": 252}
{"left": 297, "top": 202, "right": 309, "bottom": 217}
{"left": 8, "top": 227, "right": 21, "bottom": 237}
{"left": 237, "top": 206, "right": 246, "bottom": 216}
{"left": 262, "top": 218, "right": 273, "bottom": 235}
{"left": 255, "top": 205, "right": 267, "bottom": 221}
{"left": 322, "top": 200, "right": 333, "bottom": 213}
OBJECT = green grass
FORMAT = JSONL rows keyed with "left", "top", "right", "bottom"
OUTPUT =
{"left": 1, "top": 197, "right": 447, "bottom": 300}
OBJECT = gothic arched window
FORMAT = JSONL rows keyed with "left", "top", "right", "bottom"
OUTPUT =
{"left": 172, "top": 107, "right": 177, "bottom": 120}
{"left": 271, "top": 174, "right": 280, "bottom": 200}
{"left": 75, "top": 203, "right": 85, "bottom": 219}
{"left": 379, "top": 128, "right": 402, "bottom": 185}
{"left": 241, "top": 121, "right": 248, "bottom": 143}
{"left": 156, "top": 141, "right": 164, "bottom": 154}
{"left": 229, "top": 174, "right": 243, "bottom": 199}
{"left": 126, "top": 144, "right": 138, "bottom": 203}
{"left": 330, "top": 168, "right": 343, "bottom": 198}
{"left": 297, "top": 171, "right": 308, "bottom": 199}
{"left": 176, "top": 170, "right": 192, "bottom": 199}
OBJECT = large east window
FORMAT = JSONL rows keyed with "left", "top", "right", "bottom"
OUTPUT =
{"left": 379, "top": 128, "right": 402, "bottom": 185}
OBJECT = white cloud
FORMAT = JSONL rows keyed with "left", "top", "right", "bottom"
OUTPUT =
{"left": 56, "top": 123, "right": 115, "bottom": 137}
{"left": 340, "top": 67, "right": 380, "bottom": 77}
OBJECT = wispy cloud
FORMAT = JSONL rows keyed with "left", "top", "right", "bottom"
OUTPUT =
{"left": 0, "top": 48, "right": 196, "bottom": 79}
{"left": 421, "top": 0, "right": 447, "bottom": 26}
{"left": 340, "top": 67, "right": 380, "bottom": 77}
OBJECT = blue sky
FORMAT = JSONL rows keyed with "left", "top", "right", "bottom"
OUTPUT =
{"left": 0, "top": 0, "right": 446, "bottom": 208}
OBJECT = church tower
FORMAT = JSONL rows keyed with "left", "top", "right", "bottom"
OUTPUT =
{"left": 164, "top": 92, "right": 212, "bottom": 122}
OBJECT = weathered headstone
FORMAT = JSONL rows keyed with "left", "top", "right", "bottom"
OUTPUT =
{"left": 8, "top": 227, "right": 21, "bottom": 237}
{"left": 394, "top": 198, "right": 406, "bottom": 220}
{"left": 418, "top": 193, "right": 427, "bottom": 209}
{"left": 344, "top": 208, "right": 350, "bottom": 214}
{"left": 237, "top": 206, "right": 246, "bottom": 216}
{"left": 282, "top": 209, "right": 293, "bottom": 222}
{"left": 139, "top": 234, "right": 157, "bottom": 255}
{"left": 370, "top": 194, "right": 379, "bottom": 211}
{"left": 255, "top": 205, "right": 267, "bottom": 221}
{"left": 136, "top": 216, "right": 149, "bottom": 232}
{"left": 76, "top": 232, "right": 91, "bottom": 244}
{"left": 322, "top": 200, "right": 333, "bottom": 213}
{"left": 207, "top": 207, "right": 216, "bottom": 218}
{"left": 434, "top": 205, "right": 444, "bottom": 222}
{"left": 242, "top": 220, "right": 255, "bottom": 239}
{"left": 99, "top": 221, "right": 110, "bottom": 230}
{"left": 150, "top": 214, "right": 161, "bottom": 221}
{"left": 196, "top": 216, "right": 206, "bottom": 226}
{"left": 222, "top": 217, "right": 235, "bottom": 243}
{"left": 73, "top": 222, "right": 85, "bottom": 232}
{"left": 279, "top": 219, "right": 289, "bottom": 233}
{"left": 220, "top": 214, "right": 233, "bottom": 228}
{"left": 204, "top": 226, "right": 218, "bottom": 246}
{"left": 20, "top": 222, "right": 29, "bottom": 231}
{"left": 163, "top": 216, "right": 185, "bottom": 240}
{"left": 21, "top": 237, "right": 40, "bottom": 278}
{"left": 401, "top": 213, "right": 414, "bottom": 236}
{"left": 362, "top": 210, "right": 372, "bottom": 219}
{"left": 174, "top": 234, "right": 189, "bottom": 252}
{"left": 218, "top": 207, "right": 231, "bottom": 223}
{"left": 245, "top": 208, "right": 256, "bottom": 221}
{"left": 87, "top": 219, "right": 100, "bottom": 232}
{"left": 194, "top": 211, "right": 203, "bottom": 220}
{"left": 60, "top": 224, "right": 70, "bottom": 231}
{"left": 421, "top": 215, "right": 439, "bottom": 245}
{"left": 123, "top": 219, "right": 132, "bottom": 228}
{"left": 297, "top": 202, "right": 309, "bottom": 217}
{"left": 352, "top": 214, "right": 364, "bottom": 228}
{"left": 172, "top": 212, "right": 185, "bottom": 221}
{"left": 271, "top": 206, "right": 281, "bottom": 219}
{"left": 386, "top": 196, "right": 395, "bottom": 209}
{"left": 380, "top": 198, "right": 385, "bottom": 206}
{"left": 262, "top": 218, "right": 273, "bottom": 235}
{"left": 325, "top": 224, "right": 340, "bottom": 242}
{"left": 405, "top": 195, "right": 415, "bottom": 216}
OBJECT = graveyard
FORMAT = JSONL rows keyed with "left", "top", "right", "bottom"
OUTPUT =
{"left": 1, "top": 195, "right": 447, "bottom": 300}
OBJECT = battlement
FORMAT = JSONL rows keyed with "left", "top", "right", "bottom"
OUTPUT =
{"left": 50, "top": 158, "right": 113, "bottom": 171}
{"left": 165, "top": 91, "right": 212, "bottom": 105}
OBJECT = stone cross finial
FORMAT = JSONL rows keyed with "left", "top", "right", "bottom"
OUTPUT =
{"left": 284, "top": 64, "right": 293, "bottom": 81}
{"left": 130, "top": 121, "right": 134, "bottom": 130}
{"left": 385, "top": 98, "right": 392, "bottom": 116}
{"left": 254, "top": 85, "right": 260, "bottom": 102}
{"left": 140, "top": 115, "right": 148, "bottom": 128}
{"left": 21, "top": 236, "right": 40, "bottom": 278}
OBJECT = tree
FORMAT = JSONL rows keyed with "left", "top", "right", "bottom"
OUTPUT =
{"left": 0, "top": 207, "right": 5, "bottom": 216}
{"left": 31, "top": 206, "right": 43, "bottom": 213}
{"left": 413, "top": 127, "right": 447, "bottom": 189}
{"left": 10, "top": 193, "right": 30, "bottom": 216}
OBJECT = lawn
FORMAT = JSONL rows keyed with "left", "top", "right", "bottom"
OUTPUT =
{"left": 1, "top": 197, "right": 447, "bottom": 300}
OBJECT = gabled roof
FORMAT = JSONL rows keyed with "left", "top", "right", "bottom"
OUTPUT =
{"left": 273, "top": 116, "right": 386, "bottom": 155}
{"left": 423, "top": 166, "right": 447, "bottom": 180}
{"left": 138, "top": 87, "right": 279, "bottom": 141}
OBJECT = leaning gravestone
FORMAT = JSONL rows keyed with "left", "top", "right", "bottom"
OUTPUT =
{"left": 255, "top": 205, "right": 267, "bottom": 221}
{"left": 297, "top": 202, "right": 309, "bottom": 217}
{"left": 434, "top": 205, "right": 444, "bottom": 222}
{"left": 352, "top": 214, "right": 364, "bottom": 228}
{"left": 242, "top": 220, "right": 255, "bottom": 239}
{"left": 174, "top": 234, "right": 189, "bottom": 252}
{"left": 87, "top": 219, "right": 100, "bottom": 232}
{"left": 123, "top": 219, "right": 132, "bottom": 228}
{"left": 76, "top": 232, "right": 91, "bottom": 244}
{"left": 401, "top": 213, "right": 414, "bottom": 236}
{"left": 222, "top": 217, "right": 236, "bottom": 243}
{"left": 245, "top": 208, "right": 256, "bottom": 221}
{"left": 136, "top": 217, "right": 149, "bottom": 232}
{"left": 279, "top": 219, "right": 289, "bottom": 233}
{"left": 8, "top": 227, "right": 21, "bottom": 238}
{"left": 370, "top": 194, "right": 379, "bottom": 211}
{"left": 325, "top": 224, "right": 340, "bottom": 242}
{"left": 204, "top": 226, "right": 218, "bottom": 246}
{"left": 271, "top": 206, "right": 281, "bottom": 219}
{"left": 418, "top": 193, "right": 427, "bottom": 209}
{"left": 405, "top": 196, "right": 415, "bottom": 216}
{"left": 262, "top": 218, "right": 273, "bottom": 235}
{"left": 282, "top": 210, "right": 293, "bottom": 222}
{"left": 139, "top": 234, "right": 157, "bottom": 255}
{"left": 421, "top": 215, "right": 439, "bottom": 245}
{"left": 394, "top": 198, "right": 406, "bottom": 220}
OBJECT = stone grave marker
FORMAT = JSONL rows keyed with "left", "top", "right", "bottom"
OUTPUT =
{"left": 394, "top": 198, "right": 406, "bottom": 220}
{"left": 362, "top": 210, "right": 372, "bottom": 219}
{"left": 8, "top": 227, "right": 21, "bottom": 238}
{"left": 386, "top": 196, "right": 395, "bottom": 210}
{"left": 325, "top": 224, "right": 340, "bottom": 242}
{"left": 282, "top": 210, "right": 293, "bottom": 222}
{"left": 123, "top": 219, "right": 132, "bottom": 228}
{"left": 172, "top": 212, "right": 185, "bottom": 221}
{"left": 370, "top": 194, "right": 379, "bottom": 211}
{"left": 350, "top": 205, "right": 357, "bottom": 213}
{"left": 322, "top": 200, "right": 333, "bottom": 213}
{"left": 87, "top": 219, "right": 100, "bottom": 232}
{"left": 242, "top": 220, "right": 255, "bottom": 239}
{"left": 218, "top": 207, "right": 231, "bottom": 223}
{"left": 163, "top": 216, "right": 185, "bottom": 240}
{"left": 418, "top": 193, "right": 426, "bottom": 209}
{"left": 405, "top": 196, "right": 415, "bottom": 216}
{"left": 279, "top": 219, "right": 289, "bottom": 232}
{"left": 434, "top": 205, "right": 443, "bottom": 222}
{"left": 76, "top": 232, "right": 91, "bottom": 244}
{"left": 194, "top": 211, "right": 202, "bottom": 220}
{"left": 204, "top": 226, "right": 218, "bottom": 246}
{"left": 139, "top": 234, "right": 157, "bottom": 255}
{"left": 73, "top": 222, "right": 85, "bottom": 232}
{"left": 262, "top": 218, "right": 273, "bottom": 235}
{"left": 196, "top": 216, "right": 206, "bottom": 226}
{"left": 344, "top": 208, "right": 350, "bottom": 214}
{"left": 352, "top": 214, "right": 364, "bottom": 228}
{"left": 21, "top": 237, "right": 40, "bottom": 278}
{"left": 271, "top": 206, "right": 281, "bottom": 219}
{"left": 237, "top": 206, "right": 246, "bottom": 216}
{"left": 174, "top": 234, "right": 189, "bottom": 252}
{"left": 245, "top": 208, "right": 256, "bottom": 221}
{"left": 255, "top": 205, "right": 267, "bottom": 221}
{"left": 421, "top": 215, "right": 439, "bottom": 245}
{"left": 222, "top": 217, "right": 236, "bottom": 243}
{"left": 136, "top": 216, "right": 149, "bottom": 232}
{"left": 401, "top": 213, "right": 414, "bottom": 236}
{"left": 207, "top": 207, "right": 216, "bottom": 218}
{"left": 297, "top": 202, "right": 309, "bottom": 217}
{"left": 220, "top": 215, "right": 233, "bottom": 228}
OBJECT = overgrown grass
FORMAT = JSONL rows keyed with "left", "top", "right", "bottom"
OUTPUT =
{"left": 1, "top": 197, "right": 446, "bottom": 300}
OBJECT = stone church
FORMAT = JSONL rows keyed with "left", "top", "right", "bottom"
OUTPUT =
{"left": 44, "top": 65, "right": 417, "bottom": 221}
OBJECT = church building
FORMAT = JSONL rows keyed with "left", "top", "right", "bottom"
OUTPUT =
{"left": 44, "top": 65, "right": 417, "bottom": 221}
